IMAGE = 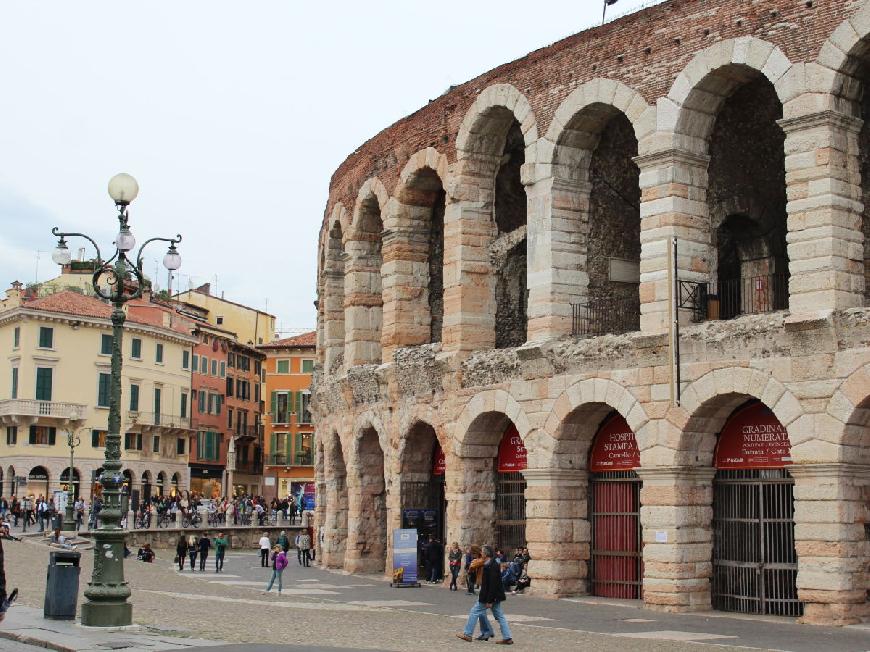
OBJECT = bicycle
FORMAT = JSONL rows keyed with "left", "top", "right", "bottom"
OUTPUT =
{"left": 156, "top": 512, "right": 172, "bottom": 528}
{"left": 182, "top": 511, "right": 201, "bottom": 529}
{"left": 208, "top": 511, "right": 224, "bottom": 527}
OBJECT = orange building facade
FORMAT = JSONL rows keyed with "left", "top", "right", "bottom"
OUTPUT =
{"left": 258, "top": 332, "right": 315, "bottom": 505}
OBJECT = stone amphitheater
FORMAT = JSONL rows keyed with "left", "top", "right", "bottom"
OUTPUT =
{"left": 312, "top": 0, "right": 870, "bottom": 626}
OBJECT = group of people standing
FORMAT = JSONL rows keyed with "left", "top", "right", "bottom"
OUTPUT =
{"left": 175, "top": 532, "right": 230, "bottom": 572}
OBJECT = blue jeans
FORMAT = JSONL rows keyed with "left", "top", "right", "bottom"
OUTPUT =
{"left": 266, "top": 568, "right": 283, "bottom": 592}
{"left": 464, "top": 600, "right": 510, "bottom": 640}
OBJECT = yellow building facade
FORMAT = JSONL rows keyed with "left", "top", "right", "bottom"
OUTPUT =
{"left": 174, "top": 284, "right": 275, "bottom": 346}
{"left": 0, "top": 290, "right": 196, "bottom": 503}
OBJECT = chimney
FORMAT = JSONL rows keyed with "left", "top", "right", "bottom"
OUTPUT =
{"left": 4, "top": 281, "right": 23, "bottom": 307}
{"left": 195, "top": 283, "right": 211, "bottom": 296}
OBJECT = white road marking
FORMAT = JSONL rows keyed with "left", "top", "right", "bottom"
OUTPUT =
{"left": 449, "top": 613, "right": 553, "bottom": 623}
{"left": 614, "top": 630, "right": 738, "bottom": 641}
{"left": 139, "top": 590, "right": 377, "bottom": 611}
{"left": 347, "top": 600, "right": 433, "bottom": 607}
{"left": 623, "top": 618, "right": 657, "bottom": 623}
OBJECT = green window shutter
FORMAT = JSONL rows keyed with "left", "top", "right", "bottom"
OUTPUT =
{"left": 156, "top": 343, "right": 164, "bottom": 363}
{"left": 270, "top": 433, "right": 277, "bottom": 462}
{"left": 183, "top": 350, "right": 190, "bottom": 369}
{"left": 101, "top": 334, "right": 112, "bottom": 355}
{"left": 129, "top": 384, "right": 139, "bottom": 411}
{"left": 98, "top": 373, "right": 111, "bottom": 407}
{"left": 29, "top": 425, "right": 36, "bottom": 444}
{"left": 270, "top": 391, "right": 277, "bottom": 418}
{"left": 302, "top": 359, "right": 314, "bottom": 373}
{"left": 36, "top": 367, "right": 53, "bottom": 401}
{"left": 39, "top": 327, "right": 53, "bottom": 348}
{"left": 286, "top": 431, "right": 292, "bottom": 460}
{"left": 91, "top": 430, "right": 99, "bottom": 447}
{"left": 11, "top": 368, "right": 18, "bottom": 399}
{"left": 131, "top": 338, "right": 142, "bottom": 358}
{"left": 180, "top": 393, "right": 188, "bottom": 418}
{"left": 48, "top": 427, "right": 56, "bottom": 446}
{"left": 13, "top": 326, "right": 20, "bottom": 348}
{"left": 192, "top": 354, "right": 198, "bottom": 372}
{"left": 296, "top": 391, "right": 303, "bottom": 418}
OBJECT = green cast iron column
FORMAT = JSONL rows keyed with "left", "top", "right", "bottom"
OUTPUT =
{"left": 81, "top": 257, "right": 133, "bottom": 626}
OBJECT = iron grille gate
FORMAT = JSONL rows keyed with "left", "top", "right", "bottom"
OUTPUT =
{"left": 402, "top": 477, "right": 445, "bottom": 540}
{"left": 495, "top": 471, "right": 526, "bottom": 551}
{"left": 590, "top": 471, "right": 642, "bottom": 599}
{"left": 712, "top": 468, "right": 802, "bottom": 616}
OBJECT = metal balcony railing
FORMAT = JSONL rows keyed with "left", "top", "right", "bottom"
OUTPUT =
{"left": 269, "top": 453, "right": 287, "bottom": 466}
{"left": 571, "top": 296, "right": 640, "bottom": 338}
{"left": 130, "top": 412, "right": 191, "bottom": 429}
{"left": 714, "top": 274, "right": 789, "bottom": 320}
{"left": 0, "top": 399, "right": 87, "bottom": 420}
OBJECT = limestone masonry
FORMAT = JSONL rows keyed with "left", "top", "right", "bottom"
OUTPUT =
{"left": 313, "top": 0, "right": 870, "bottom": 626}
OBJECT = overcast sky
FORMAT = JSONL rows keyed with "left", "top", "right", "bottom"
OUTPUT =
{"left": 0, "top": 0, "right": 658, "bottom": 335}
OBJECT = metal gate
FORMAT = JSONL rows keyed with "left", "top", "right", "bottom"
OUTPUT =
{"left": 401, "top": 477, "right": 445, "bottom": 541}
{"left": 712, "top": 468, "right": 802, "bottom": 616}
{"left": 495, "top": 471, "right": 526, "bottom": 551}
{"left": 590, "top": 470, "right": 642, "bottom": 599}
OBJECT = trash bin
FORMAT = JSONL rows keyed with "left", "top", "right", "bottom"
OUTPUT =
{"left": 44, "top": 549, "right": 80, "bottom": 619}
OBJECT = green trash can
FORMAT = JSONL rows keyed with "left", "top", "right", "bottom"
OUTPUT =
{"left": 44, "top": 549, "right": 80, "bottom": 619}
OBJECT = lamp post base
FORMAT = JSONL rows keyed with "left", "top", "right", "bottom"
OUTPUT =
{"left": 80, "top": 600, "right": 133, "bottom": 627}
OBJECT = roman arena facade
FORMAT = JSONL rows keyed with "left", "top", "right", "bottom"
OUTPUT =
{"left": 312, "top": 0, "right": 870, "bottom": 625}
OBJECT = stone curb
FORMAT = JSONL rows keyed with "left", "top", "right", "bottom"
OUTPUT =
{"left": 0, "top": 628, "right": 77, "bottom": 652}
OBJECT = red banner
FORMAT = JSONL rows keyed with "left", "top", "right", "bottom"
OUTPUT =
{"left": 589, "top": 414, "right": 640, "bottom": 473}
{"left": 715, "top": 402, "right": 792, "bottom": 469}
{"left": 433, "top": 445, "right": 446, "bottom": 476}
{"left": 497, "top": 424, "right": 527, "bottom": 472}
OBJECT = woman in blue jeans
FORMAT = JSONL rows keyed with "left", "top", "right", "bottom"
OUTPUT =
{"left": 264, "top": 545, "right": 287, "bottom": 595}
{"left": 457, "top": 545, "right": 513, "bottom": 645}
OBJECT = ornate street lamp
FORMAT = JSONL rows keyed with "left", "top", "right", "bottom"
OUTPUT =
{"left": 51, "top": 173, "right": 182, "bottom": 627}
{"left": 61, "top": 422, "right": 83, "bottom": 532}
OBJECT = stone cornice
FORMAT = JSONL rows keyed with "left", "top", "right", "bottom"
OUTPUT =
{"left": 787, "top": 462, "right": 870, "bottom": 481}
{"left": 633, "top": 148, "right": 710, "bottom": 170}
{"left": 521, "top": 468, "right": 587, "bottom": 486}
{"left": 778, "top": 110, "right": 864, "bottom": 135}
{"left": 635, "top": 466, "right": 716, "bottom": 484}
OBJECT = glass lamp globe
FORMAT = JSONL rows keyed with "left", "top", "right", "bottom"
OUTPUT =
{"left": 52, "top": 240, "right": 72, "bottom": 265}
{"left": 107, "top": 173, "right": 139, "bottom": 205}
{"left": 163, "top": 245, "right": 182, "bottom": 271}
{"left": 115, "top": 226, "right": 136, "bottom": 252}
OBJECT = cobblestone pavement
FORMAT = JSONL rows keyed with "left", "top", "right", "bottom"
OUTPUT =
{"left": 4, "top": 538, "right": 869, "bottom": 651}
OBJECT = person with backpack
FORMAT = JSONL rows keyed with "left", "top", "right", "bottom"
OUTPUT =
{"left": 264, "top": 545, "right": 287, "bottom": 595}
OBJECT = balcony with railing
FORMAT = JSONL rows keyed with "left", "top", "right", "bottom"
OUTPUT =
{"left": 129, "top": 411, "right": 192, "bottom": 431}
{"left": 678, "top": 273, "right": 789, "bottom": 323}
{"left": 0, "top": 399, "right": 88, "bottom": 422}
{"left": 233, "top": 425, "right": 259, "bottom": 440}
{"left": 571, "top": 296, "right": 640, "bottom": 338}
{"left": 235, "top": 449, "right": 263, "bottom": 475}
{"left": 269, "top": 453, "right": 287, "bottom": 466}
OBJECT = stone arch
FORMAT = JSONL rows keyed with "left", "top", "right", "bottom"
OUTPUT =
{"left": 449, "top": 84, "right": 538, "bottom": 352}
{"left": 815, "top": 6, "right": 870, "bottom": 107}
{"left": 677, "top": 368, "right": 803, "bottom": 466}
{"left": 456, "top": 83, "right": 538, "bottom": 157}
{"left": 322, "top": 428, "right": 348, "bottom": 568}
{"left": 664, "top": 37, "right": 796, "bottom": 148}
{"left": 324, "top": 202, "right": 348, "bottom": 374}
{"left": 345, "top": 178, "right": 389, "bottom": 366}
{"left": 537, "top": 81, "right": 652, "bottom": 339}
{"left": 539, "top": 377, "right": 650, "bottom": 469}
{"left": 346, "top": 414, "right": 389, "bottom": 573}
{"left": 453, "top": 388, "right": 532, "bottom": 456}
{"left": 825, "top": 362, "right": 870, "bottom": 465}
{"left": 383, "top": 149, "right": 449, "bottom": 352}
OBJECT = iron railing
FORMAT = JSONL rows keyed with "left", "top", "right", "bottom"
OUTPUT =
{"left": 269, "top": 453, "right": 287, "bottom": 466}
{"left": 715, "top": 274, "right": 788, "bottom": 320}
{"left": 571, "top": 296, "right": 640, "bottom": 338}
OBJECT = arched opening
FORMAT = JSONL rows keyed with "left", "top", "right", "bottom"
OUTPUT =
{"left": 141, "top": 471, "right": 152, "bottom": 504}
{"left": 588, "top": 413, "right": 642, "bottom": 599}
{"left": 156, "top": 471, "right": 166, "bottom": 497}
{"left": 5, "top": 465, "right": 14, "bottom": 497}
{"left": 711, "top": 401, "right": 800, "bottom": 616}
{"left": 26, "top": 465, "right": 50, "bottom": 497}
{"left": 346, "top": 193, "right": 384, "bottom": 364}
{"left": 393, "top": 167, "right": 446, "bottom": 345}
{"left": 399, "top": 422, "right": 446, "bottom": 562}
{"left": 704, "top": 72, "right": 788, "bottom": 319}
{"left": 554, "top": 105, "right": 641, "bottom": 337}
{"left": 348, "top": 426, "right": 387, "bottom": 573}
{"left": 493, "top": 120, "right": 528, "bottom": 349}
{"left": 60, "top": 467, "right": 81, "bottom": 501}
{"left": 171, "top": 472, "right": 181, "bottom": 497}
{"left": 461, "top": 411, "right": 527, "bottom": 551}
{"left": 324, "top": 431, "right": 348, "bottom": 568}
{"left": 324, "top": 220, "right": 346, "bottom": 374}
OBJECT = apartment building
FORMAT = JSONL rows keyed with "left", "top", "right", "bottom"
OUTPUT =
{"left": 174, "top": 283, "right": 275, "bottom": 346}
{"left": 258, "top": 332, "right": 315, "bottom": 504}
{"left": 0, "top": 287, "right": 196, "bottom": 503}
{"left": 226, "top": 341, "right": 265, "bottom": 497}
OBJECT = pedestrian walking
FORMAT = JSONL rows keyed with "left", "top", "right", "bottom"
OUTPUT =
{"left": 448, "top": 542, "right": 462, "bottom": 591}
{"left": 198, "top": 534, "right": 211, "bottom": 571}
{"left": 176, "top": 534, "right": 188, "bottom": 571}
{"left": 457, "top": 545, "right": 513, "bottom": 645}
{"left": 187, "top": 534, "right": 198, "bottom": 571}
{"left": 300, "top": 531, "right": 311, "bottom": 567}
{"left": 295, "top": 532, "right": 303, "bottom": 565}
{"left": 264, "top": 545, "right": 287, "bottom": 595}
{"left": 277, "top": 530, "right": 290, "bottom": 554}
{"left": 214, "top": 532, "right": 229, "bottom": 573}
{"left": 259, "top": 533, "right": 271, "bottom": 567}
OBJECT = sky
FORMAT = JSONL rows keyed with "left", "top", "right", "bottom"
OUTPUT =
{"left": 0, "top": 0, "right": 658, "bottom": 336}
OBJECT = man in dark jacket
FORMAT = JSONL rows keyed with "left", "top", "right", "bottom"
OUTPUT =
{"left": 426, "top": 537, "right": 443, "bottom": 583}
{"left": 457, "top": 545, "right": 513, "bottom": 645}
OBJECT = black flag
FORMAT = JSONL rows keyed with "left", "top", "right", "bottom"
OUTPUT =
{"left": 603, "top": 0, "right": 619, "bottom": 23}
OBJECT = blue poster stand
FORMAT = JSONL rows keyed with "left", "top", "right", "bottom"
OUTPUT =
{"left": 391, "top": 528, "right": 420, "bottom": 588}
